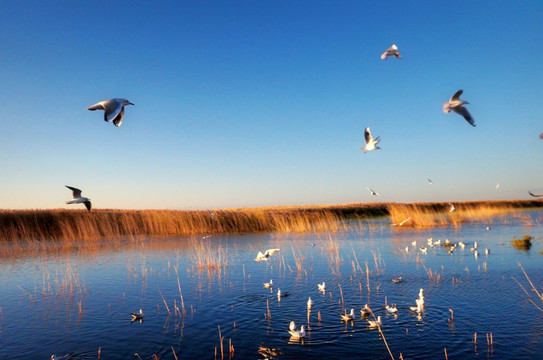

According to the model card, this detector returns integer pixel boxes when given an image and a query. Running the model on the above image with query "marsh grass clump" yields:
[511,235,532,250]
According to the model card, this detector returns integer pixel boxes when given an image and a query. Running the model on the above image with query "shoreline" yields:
[0,200,541,242]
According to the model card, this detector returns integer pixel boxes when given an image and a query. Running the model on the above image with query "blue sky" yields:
[1,1,542,210]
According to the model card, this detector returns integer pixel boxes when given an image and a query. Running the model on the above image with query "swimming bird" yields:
[360,304,371,316]
[263,279,273,288]
[380,44,401,59]
[289,320,296,332]
[392,276,403,283]
[307,297,314,309]
[362,127,381,153]
[367,187,381,196]
[471,242,478,251]
[277,288,290,298]
[485,248,490,256]
[367,316,382,327]
[288,325,306,339]
[255,249,280,261]
[448,203,456,212]
[65,186,92,211]
[51,355,73,360]
[86,98,134,127]
[418,288,424,300]
[392,217,411,226]
[529,191,543,197]
[318,282,326,292]
[340,308,356,321]
[386,304,398,314]
[474,251,479,259]
[420,247,428,254]
[458,242,466,249]
[411,240,417,247]
[405,246,409,253]
[409,304,423,313]
[131,309,143,321]
[443,90,475,127]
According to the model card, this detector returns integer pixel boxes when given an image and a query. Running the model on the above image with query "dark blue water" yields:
[1,212,543,359]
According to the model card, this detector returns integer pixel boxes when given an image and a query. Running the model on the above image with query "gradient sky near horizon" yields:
[1,1,543,210]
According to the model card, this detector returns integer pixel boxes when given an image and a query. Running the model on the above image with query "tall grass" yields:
[0,200,540,242]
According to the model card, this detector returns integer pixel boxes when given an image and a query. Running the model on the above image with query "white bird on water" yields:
[288,325,306,339]
[86,98,134,127]
[340,308,356,321]
[380,44,401,59]
[289,320,296,332]
[255,249,280,261]
[131,309,143,322]
[65,186,92,212]
[367,316,382,327]
[360,304,371,316]
[362,127,381,153]
[318,282,326,292]
[307,297,314,309]
[386,304,398,314]
[263,279,273,288]
[443,90,475,127]
[367,187,381,196]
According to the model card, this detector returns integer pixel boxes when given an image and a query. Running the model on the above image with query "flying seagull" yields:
[443,90,475,127]
[65,186,91,211]
[86,98,134,127]
[448,203,456,212]
[367,187,381,196]
[381,44,401,59]
[529,190,543,197]
[427,178,434,185]
[362,127,381,153]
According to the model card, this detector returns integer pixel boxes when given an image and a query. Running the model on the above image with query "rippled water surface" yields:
[2,212,543,359]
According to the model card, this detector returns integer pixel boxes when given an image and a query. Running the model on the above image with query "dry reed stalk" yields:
[338,284,345,309]
[158,288,171,316]
[229,338,234,355]
[174,266,186,316]
[519,263,543,300]
[218,325,224,359]
[172,346,179,360]
[98,347,101,359]
[365,261,371,295]
[473,332,477,343]
[448,309,453,324]
[266,299,271,319]
[368,306,395,360]
[444,347,448,360]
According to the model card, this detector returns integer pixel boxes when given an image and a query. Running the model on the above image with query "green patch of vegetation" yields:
[511,234,532,250]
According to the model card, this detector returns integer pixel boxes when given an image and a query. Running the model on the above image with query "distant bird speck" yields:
[86,98,134,127]
[362,127,381,153]
[443,90,475,127]
[427,178,434,185]
[391,217,411,226]
[380,44,401,59]
[65,185,91,211]
[367,187,381,196]
[448,203,456,212]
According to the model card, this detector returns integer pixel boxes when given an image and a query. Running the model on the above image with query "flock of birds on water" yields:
[49,44,535,358]
[254,247,430,341]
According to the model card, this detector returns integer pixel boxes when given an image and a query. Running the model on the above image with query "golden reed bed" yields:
[0,200,541,242]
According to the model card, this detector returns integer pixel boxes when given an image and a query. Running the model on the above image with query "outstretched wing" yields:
[112,107,125,127]
[450,89,463,102]
[364,127,373,144]
[453,106,475,126]
[104,100,123,123]
[65,185,82,199]
[84,200,92,211]
[86,102,106,111]
[529,191,543,197]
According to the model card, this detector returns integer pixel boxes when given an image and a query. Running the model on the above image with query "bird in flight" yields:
[391,217,411,226]
[427,178,434,185]
[86,98,134,127]
[529,190,543,197]
[443,90,475,127]
[65,186,91,211]
[367,187,381,196]
[448,203,456,212]
[381,44,401,59]
[362,127,381,153]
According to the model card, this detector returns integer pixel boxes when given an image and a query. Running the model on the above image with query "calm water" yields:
[1,212,543,359]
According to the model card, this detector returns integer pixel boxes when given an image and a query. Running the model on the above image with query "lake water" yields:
[1,212,543,359]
